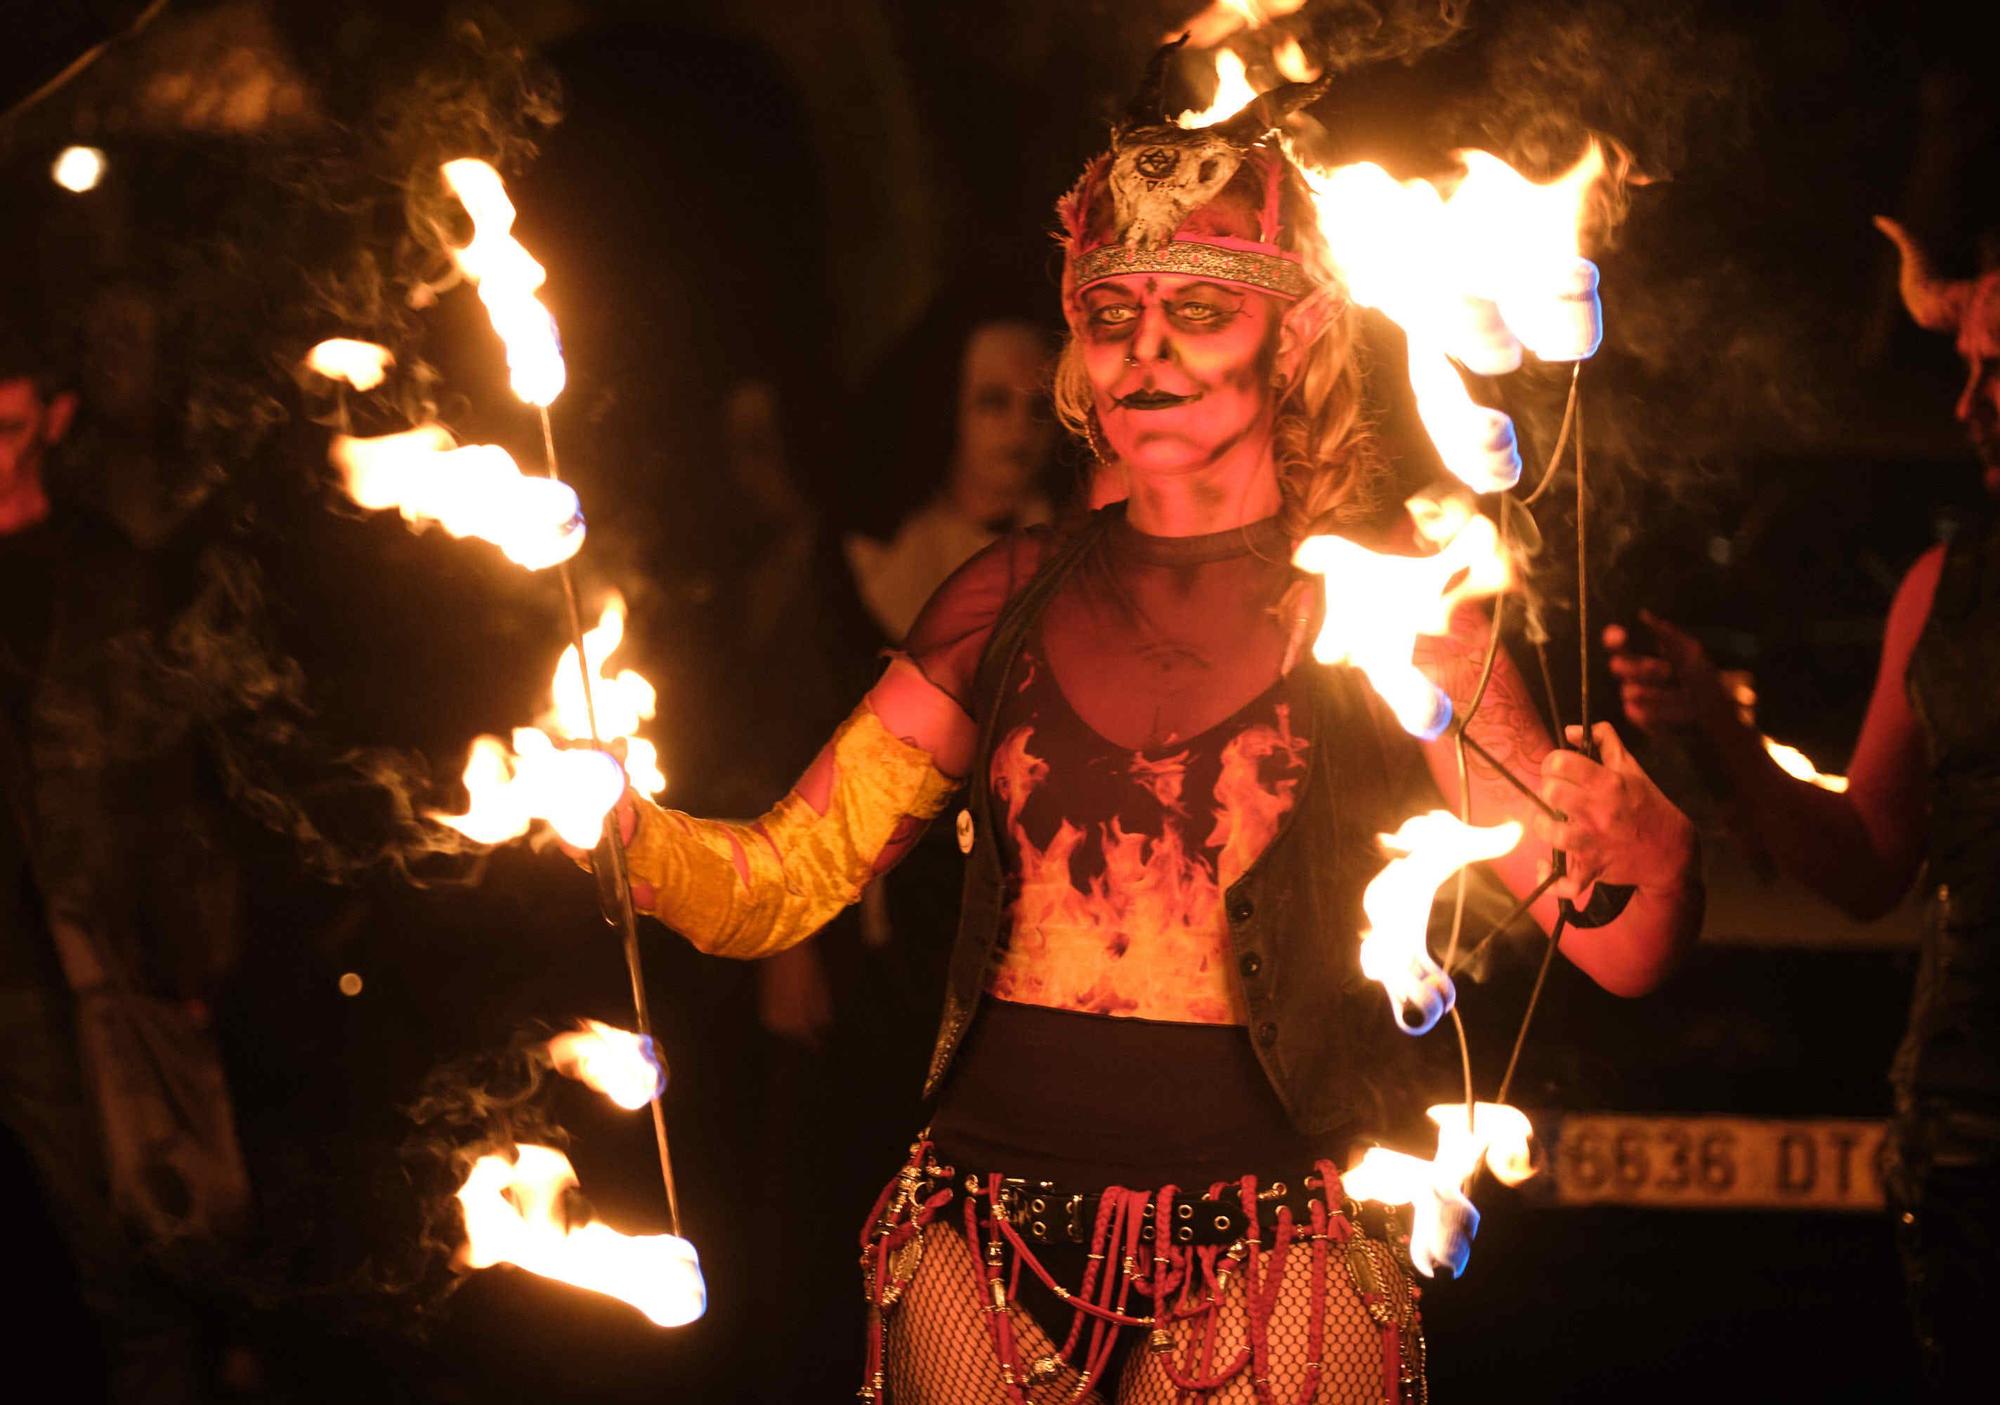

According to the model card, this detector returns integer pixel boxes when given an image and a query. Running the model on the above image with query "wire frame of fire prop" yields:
[308,156,700,1326]
[1280,123,1627,1274]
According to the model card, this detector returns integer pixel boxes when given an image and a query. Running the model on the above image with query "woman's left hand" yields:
[1533,721,1696,902]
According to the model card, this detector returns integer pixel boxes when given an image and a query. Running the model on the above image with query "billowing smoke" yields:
[33,13,582,881]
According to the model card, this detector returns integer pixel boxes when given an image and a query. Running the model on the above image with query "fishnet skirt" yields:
[860,1146,1424,1405]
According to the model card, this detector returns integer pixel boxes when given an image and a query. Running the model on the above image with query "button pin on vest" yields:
[1256,1021,1278,1048]
[1226,892,1254,923]
[1239,952,1263,978]
[956,809,975,854]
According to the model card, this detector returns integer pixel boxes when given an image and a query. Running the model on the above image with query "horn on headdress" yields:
[1119,34,1191,132]
[1210,74,1332,147]
[1875,215,1972,334]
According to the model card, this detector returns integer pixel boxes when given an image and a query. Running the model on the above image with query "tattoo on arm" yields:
[1414,608,1551,788]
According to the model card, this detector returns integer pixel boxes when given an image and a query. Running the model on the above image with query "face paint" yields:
[1078,275,1284,478]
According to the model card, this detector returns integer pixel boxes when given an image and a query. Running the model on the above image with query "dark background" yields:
[3,1,1995,1399]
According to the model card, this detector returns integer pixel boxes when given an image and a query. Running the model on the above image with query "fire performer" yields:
[585,62,1701,1401]
[1607,218,2000,1399]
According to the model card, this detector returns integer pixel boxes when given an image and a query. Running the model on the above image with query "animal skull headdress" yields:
[1876,215,2000,361]
[1059,38,1332,315]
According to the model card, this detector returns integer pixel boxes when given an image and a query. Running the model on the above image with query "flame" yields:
[433,728,626,849]
[1177,47,1258,128]
[1356,810,1522,1034]
[546,599,661,779]
[1271,33,1320,83]
[548,1019,665,1110]
[329,427,585,571]
[305,339,393,392]
[1762,736,1850,793]
[1292,497,1511,738]
[439,158,566,407]
[1344,1102,1537,1278]
[1427,1101,1536,1187]
[434,596,665,850]
[1299,142,1610,491]
[1176,0,1308,49]
[457,1144,704,1327]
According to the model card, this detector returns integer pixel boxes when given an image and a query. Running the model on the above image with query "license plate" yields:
[1542,1114,1886,1211]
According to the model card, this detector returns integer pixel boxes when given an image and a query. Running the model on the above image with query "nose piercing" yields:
[1124,351,1140,367]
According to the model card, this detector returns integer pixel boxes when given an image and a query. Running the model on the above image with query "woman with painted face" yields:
[584,59,1701,1404]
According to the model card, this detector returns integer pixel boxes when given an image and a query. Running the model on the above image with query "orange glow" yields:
[1344,1101,1537,1277]
[1176,48,1258,129]
[1175,0,1308,49]
[456,1144,704,1327]
[1292,497,1511,738]
[1271,33,1320,83]
[548,1020,664,1111]
[1357,810,1522,1033]
[305,339,393,391]
[439,158,566,407]
[329,427,585,571]
[1763,736,1849,793]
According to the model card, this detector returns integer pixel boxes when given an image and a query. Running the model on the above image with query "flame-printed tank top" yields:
[979,513,1314,1026]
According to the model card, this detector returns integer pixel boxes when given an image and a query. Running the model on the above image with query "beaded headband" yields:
[1058,41,1329,309]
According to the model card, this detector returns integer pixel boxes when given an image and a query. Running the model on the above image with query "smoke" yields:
[1302,0,1473,74]
[30,12,582,882]
[395,1031,570,1308]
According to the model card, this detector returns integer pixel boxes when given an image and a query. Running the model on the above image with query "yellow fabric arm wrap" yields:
[619,704,958,959]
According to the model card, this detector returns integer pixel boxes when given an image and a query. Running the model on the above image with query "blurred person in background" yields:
[2,299,248,1403]
[1606,218,2000,1398]
[844,314,1058,643]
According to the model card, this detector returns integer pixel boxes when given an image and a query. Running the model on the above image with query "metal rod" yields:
[1447,868,1560,976]
[1453,727,1559,821]
[541,405,684,1238]
[1496,909,1568,1107]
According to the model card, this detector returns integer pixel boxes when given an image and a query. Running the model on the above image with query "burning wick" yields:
[1292,495,1511,741]
[305,339,394,392]
[1762,736,1849,793]
[329,427,586,572]
[439,158,566,408]
[433,730,625,850]
[456,1144,705,1327]
[548,1019,666,1111]
[1344,1102,1536,1278]
[1298,139,1610,490]
[434,595,667,852]
[1359,811,1523,1035]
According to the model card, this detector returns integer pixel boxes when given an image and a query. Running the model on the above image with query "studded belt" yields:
[973,1171,1366,1248]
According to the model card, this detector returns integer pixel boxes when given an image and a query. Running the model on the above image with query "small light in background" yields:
[338,972,364,997]
[52,146,106,193]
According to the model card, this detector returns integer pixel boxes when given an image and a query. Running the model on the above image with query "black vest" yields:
[921,509,1443,1136]
[1898,512,2000,1110]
